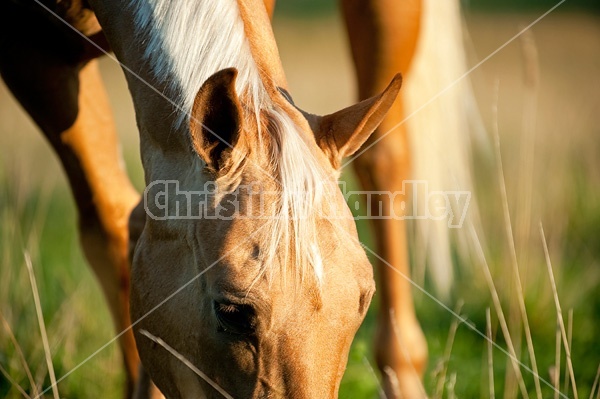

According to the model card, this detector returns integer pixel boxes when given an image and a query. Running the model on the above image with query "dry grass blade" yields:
[0,363,32,399]
[24,252,60,399]
[486,308,495,399]
[435,301,464,399]
[33,361,49,398]
[361,356,387,399]
[554,317,562,399]
[564,309,574,395]
[469,223,529,399]
[0,312,38,397]
[590,364,600,399]
[471,82,528,399]
[515,26,539,280]
[139,330,234,399]
[446,373,457,399]
[492,75,543,399]
[539,223,578,399]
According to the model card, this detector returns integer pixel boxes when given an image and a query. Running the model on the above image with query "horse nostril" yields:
[358,285,375,316]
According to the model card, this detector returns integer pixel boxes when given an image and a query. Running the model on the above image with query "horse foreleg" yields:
[0,43,140,396]
[70,64,141,392]
[59,61,142,397]
[341,1,428,397]
[352,139,428,399]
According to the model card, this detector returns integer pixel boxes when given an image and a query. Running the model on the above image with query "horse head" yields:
[131,67,402,398]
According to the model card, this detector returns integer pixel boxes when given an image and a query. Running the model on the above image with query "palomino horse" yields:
[0,0,463,397]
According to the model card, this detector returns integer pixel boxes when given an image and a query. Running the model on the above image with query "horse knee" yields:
[375,319,427,371]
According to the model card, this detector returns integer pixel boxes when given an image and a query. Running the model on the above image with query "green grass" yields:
[2,160,597,398]
[0,169,123,399]
[338,171,600,398]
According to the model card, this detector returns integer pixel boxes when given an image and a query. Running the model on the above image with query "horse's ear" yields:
[313,74,402,169]
[190,68,244,170]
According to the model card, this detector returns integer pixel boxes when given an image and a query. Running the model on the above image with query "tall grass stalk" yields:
[468,81,528,399]
[434,301,463,399]
[469,223,529,399]
[0,313,38,396]
[540,223,578,399]
[486,308,495,399]
[554,317,562,399]
[589,364,600,399]
[139,330,234,399]
[564,309,574,395]
[492,78,543,398]
[362,356,387,399]
[24,252,60,399]
[0,363,31,399]
[515,27,539,285]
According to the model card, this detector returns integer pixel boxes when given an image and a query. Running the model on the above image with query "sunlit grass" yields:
[0,169,123,398]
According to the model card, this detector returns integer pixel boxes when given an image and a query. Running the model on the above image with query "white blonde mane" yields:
[131,0,331,283]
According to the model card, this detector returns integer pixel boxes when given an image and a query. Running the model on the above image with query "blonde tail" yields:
[404,0,482,297]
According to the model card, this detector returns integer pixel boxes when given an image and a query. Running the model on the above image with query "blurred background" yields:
[1,0,598,397]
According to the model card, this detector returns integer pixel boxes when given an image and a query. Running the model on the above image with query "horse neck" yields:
[88,0,290,176]
[235,0,288,92]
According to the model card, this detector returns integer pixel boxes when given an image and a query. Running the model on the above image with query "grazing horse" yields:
[1,0,470,397]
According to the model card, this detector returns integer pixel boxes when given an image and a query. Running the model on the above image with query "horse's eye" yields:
[213,301,256,336]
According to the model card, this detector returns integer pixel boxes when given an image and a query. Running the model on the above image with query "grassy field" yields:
[1,10,599,399]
